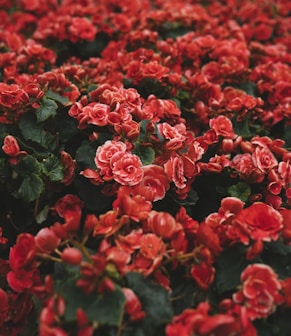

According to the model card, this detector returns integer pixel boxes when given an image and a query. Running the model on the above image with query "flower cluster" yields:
[0,0,291,335]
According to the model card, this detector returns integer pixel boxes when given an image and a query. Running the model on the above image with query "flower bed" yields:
[0,0,291,335]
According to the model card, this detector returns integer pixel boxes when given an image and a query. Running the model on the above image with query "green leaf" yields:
[265,241,291,256]
[56,273,125,326]
[15,155,41,177]
[171,188,198,206]
[232,117,252,138]
[236,81,258,97]
[227,182,251,202]
[56,115,78,143]
[75,141,97,169]
[36,98,58,122]
[139,120,150,142]
[170,269,200,315]
[74,176,113,211]
[215,246,249,294]
[284,124,291,148]
[261,243,291,279]
[124,272,173,336]
[133,144,155,165]
[45,89,69,105]
[19,112,57,150]
[14,174,44,202]
[42,155,64,182]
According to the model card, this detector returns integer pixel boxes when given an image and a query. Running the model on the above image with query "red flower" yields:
[68,17,97,43]
[9,233,36,272]
[190,261,215,291]
[252,146,278,173]
[145,211,181,239]
[2,135,27,164]
[7,233,39,293]
[164,154,187,189]
[197,222,222,255]
[141,61,170,80]
[233,264,284,320]
[0,83,29,109]
[132,165,170,202]
[2,135,20,156]
[113,186,152,221]
[209,115,236,139]
[0,288,8,326]
[166,302,237,336]
[54,194,84,234]
[134,233,166,275]
[60,151,75,186]
[83,102,109,127]
[93,211,129,237]
[280,209,291,243]
[234,202,283,243]
[122,288,146,321]
[231,153,264,183]
[157,122,186,151]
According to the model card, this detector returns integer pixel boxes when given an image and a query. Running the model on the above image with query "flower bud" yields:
[61,248,82,265]
[221,138,234,153]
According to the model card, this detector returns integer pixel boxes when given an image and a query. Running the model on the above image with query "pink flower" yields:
[164,155,186,189]
[111,152,143,186]
[83,102,109,127]
[95,140,127,178]
[157,122,186,150]
[252,146,278,173]
[209,115,236,139]
[233,264,284,320]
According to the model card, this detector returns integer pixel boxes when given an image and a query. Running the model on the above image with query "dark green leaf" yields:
[261,243,291,279]
[19,296,40,336]
[236,81,258,97]
[227,182,251,202]
[14,174,44,202]
[19,112,57,150]
[215,246,249,294]
[56,115,78,143]
[0,124,8,143]
[172,188,198,206]
[133,144,155,165]
[42,155,64,181]
[232,117,252,138]
[56,273,125,326]
[170,274,200,315]
[75,141,97,169]
[265,241,291,256]
[87,84,98,93]
[0,157,9,176]
[36,98,58,122]
[15,155,41,177]
[254,309,291,336]
[124,272,173,336]
[139,120,150,141]
[74,176,113,211]
[284,124,291,148]
[45,89,69,105]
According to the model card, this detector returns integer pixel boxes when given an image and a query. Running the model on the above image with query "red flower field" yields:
[0,0,291,335]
